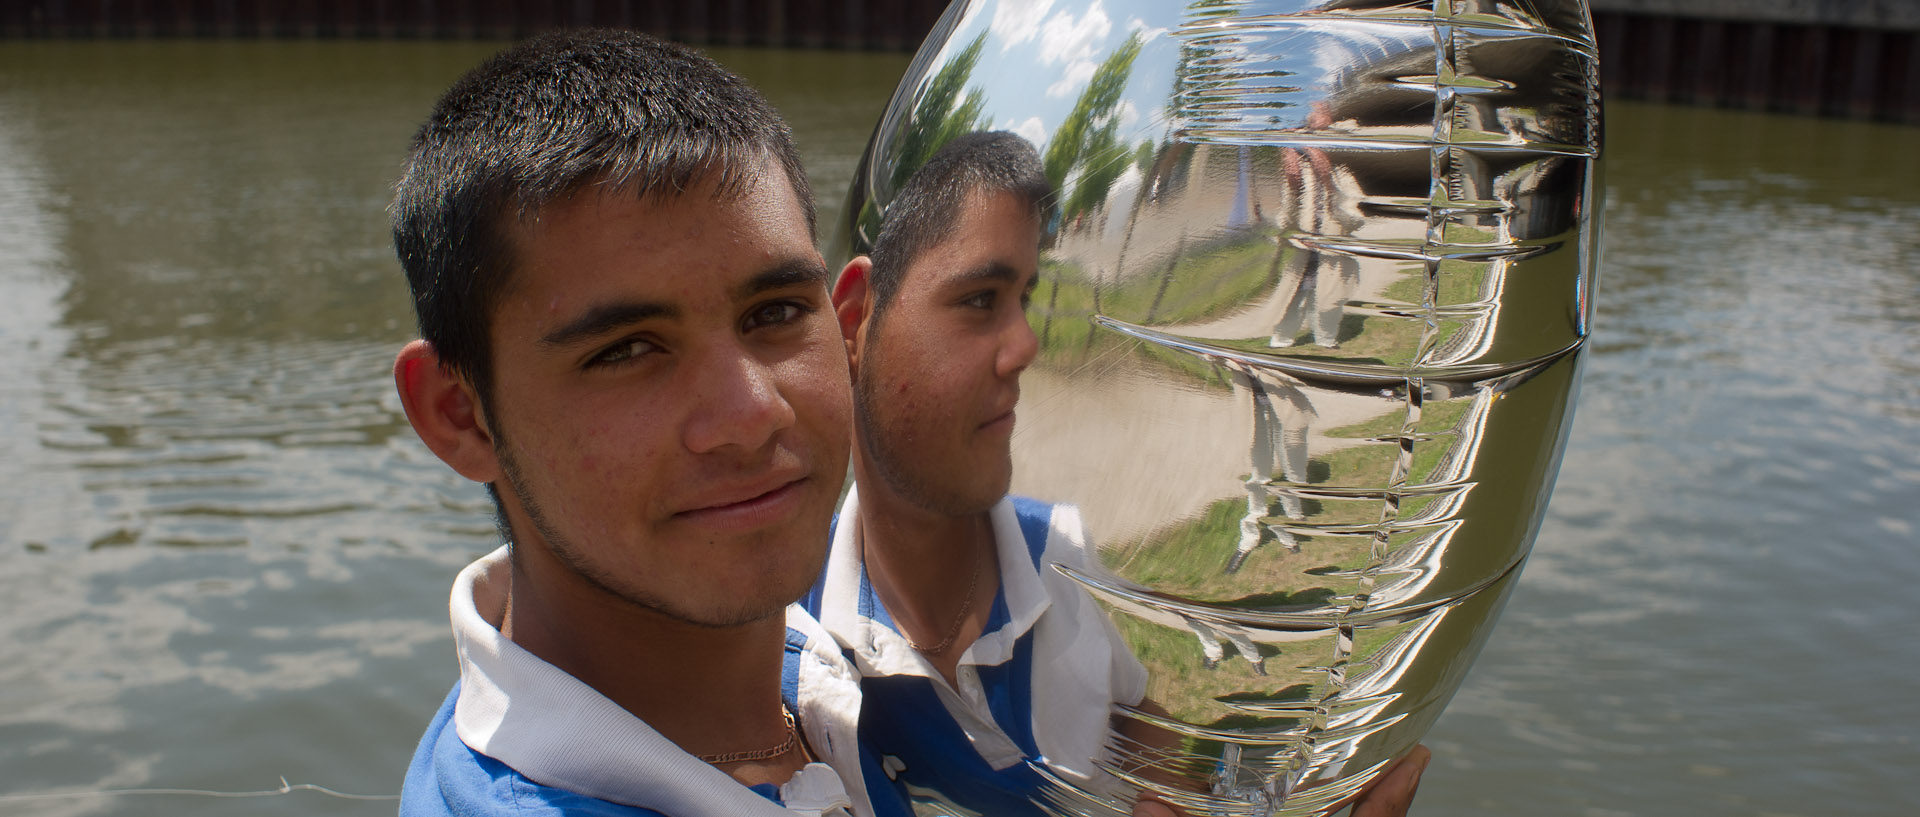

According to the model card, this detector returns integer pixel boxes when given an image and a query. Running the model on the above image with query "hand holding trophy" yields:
[825,2,1602,814]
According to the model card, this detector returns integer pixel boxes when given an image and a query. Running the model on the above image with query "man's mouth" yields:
[979,408,1016,433]
[674,475,809,530]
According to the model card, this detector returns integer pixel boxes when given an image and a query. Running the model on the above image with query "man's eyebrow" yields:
[539,301,679,348]
[733,258,830,301]
[947,261,1023,287]
[535,260,823,349]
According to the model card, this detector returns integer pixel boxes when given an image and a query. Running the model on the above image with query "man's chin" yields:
[686,548,827,627]
[645,577,802,628]
[949,461,1014,515]
[673,600,793,629]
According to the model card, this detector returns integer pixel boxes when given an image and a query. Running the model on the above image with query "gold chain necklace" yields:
[696,707,797,765]
[900,540,982,654]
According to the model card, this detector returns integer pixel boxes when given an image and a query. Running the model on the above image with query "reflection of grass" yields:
[1097,233,1286,326]
[1373,257,1493,361]
[1322,395,1472,488]
[1117,496,1351,604]
[1034,322,1224,387]
[1034,233,1286,376]
[1377,258,1499,309]
[1113,598,1428,740]
[1116,612,1330,731]
[1112,603,1421,733]
[1111,396,1474,602]
[1035,229,1504,380]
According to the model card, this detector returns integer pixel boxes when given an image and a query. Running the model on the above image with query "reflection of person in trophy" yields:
[1218,358,1315,574]
[1180,613,1267,675]
[816,131,1426,817]
[1268,106,1366,350]
[815,131,1149,814]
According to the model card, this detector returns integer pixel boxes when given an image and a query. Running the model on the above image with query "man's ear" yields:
[393,340,504,484]
[832,256,877,375]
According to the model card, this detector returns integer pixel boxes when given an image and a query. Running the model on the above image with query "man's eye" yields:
[588,337,659,368]
[744,300,808,330]
[963,291,996,310]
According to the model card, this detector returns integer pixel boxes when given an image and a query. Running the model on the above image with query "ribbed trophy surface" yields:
[834,2,1601,814]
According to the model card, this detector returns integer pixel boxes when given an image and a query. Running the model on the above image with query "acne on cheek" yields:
[888,379,921,412]
[563,423,615,478]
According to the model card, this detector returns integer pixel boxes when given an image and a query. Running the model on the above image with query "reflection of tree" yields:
[1167,0,1296,133]
[1167,0,1231,127]
[888,32,990,192]
[1039,33,1142,352]
[1042,33,1144,225]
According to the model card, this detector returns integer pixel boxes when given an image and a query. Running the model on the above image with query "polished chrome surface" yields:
[837,2,1602,814]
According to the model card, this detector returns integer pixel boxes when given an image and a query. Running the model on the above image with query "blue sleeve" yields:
[1009,496,1053,570]
[798,515,838,616]
[400,682,672,817]
[400,685,461,817]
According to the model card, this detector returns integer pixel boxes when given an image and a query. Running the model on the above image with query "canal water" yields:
[0,41,1914,817]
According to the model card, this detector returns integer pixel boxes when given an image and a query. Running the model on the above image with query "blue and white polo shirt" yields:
[805,488,1148,814]
[401,546,909,817]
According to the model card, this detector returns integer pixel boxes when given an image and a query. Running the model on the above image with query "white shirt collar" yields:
[447,546,876,817]
[817,490,1150,784]
[818,486,1053,679]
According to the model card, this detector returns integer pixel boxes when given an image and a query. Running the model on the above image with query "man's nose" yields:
[997,309,1039,379]
[683,349,796,454]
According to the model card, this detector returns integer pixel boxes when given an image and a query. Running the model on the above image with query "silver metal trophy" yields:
[831,1,1601,814]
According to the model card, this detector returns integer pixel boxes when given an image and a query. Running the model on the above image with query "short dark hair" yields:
[391,29,813,405]
[864,131,1049,323]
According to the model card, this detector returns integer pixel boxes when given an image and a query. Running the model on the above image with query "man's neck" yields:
[852,462,1002,685]
[501,546,804,789]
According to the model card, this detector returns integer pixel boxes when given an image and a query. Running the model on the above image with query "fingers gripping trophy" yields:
[827,2,1602,815]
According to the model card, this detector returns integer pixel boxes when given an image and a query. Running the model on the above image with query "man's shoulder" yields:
[1008,494,1055,526]
[1008,495,1093,570]
[401,683,673,817]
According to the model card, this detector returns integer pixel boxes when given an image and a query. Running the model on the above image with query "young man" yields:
[821,132,1427,816]
[820,132,1126,813]
[390,30,903,817]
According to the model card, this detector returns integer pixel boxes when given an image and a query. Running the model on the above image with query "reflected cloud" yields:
[1039,0,1115,67]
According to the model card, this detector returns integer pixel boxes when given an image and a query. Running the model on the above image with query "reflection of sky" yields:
[928,1,1436,151]
[944,0,1180,146]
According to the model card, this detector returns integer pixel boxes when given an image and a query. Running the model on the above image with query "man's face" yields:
[480,162,849,627]
[854,190,1041,515]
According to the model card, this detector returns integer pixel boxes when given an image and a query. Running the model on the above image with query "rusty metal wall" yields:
[3,2,1916,122]
[1596,10,1920,123]
[0,0,947,51]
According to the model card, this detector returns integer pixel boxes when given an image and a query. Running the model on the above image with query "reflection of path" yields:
[1012,364,1245,548]
[1049,141,1426,346]
[1010,359,1386,552]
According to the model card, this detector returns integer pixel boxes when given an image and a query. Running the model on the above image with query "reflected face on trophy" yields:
[848,190,1039,512]
[823,132,1158,815]
[836,148,1045,515]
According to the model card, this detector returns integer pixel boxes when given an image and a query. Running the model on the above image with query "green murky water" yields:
[0,40,1914,816]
